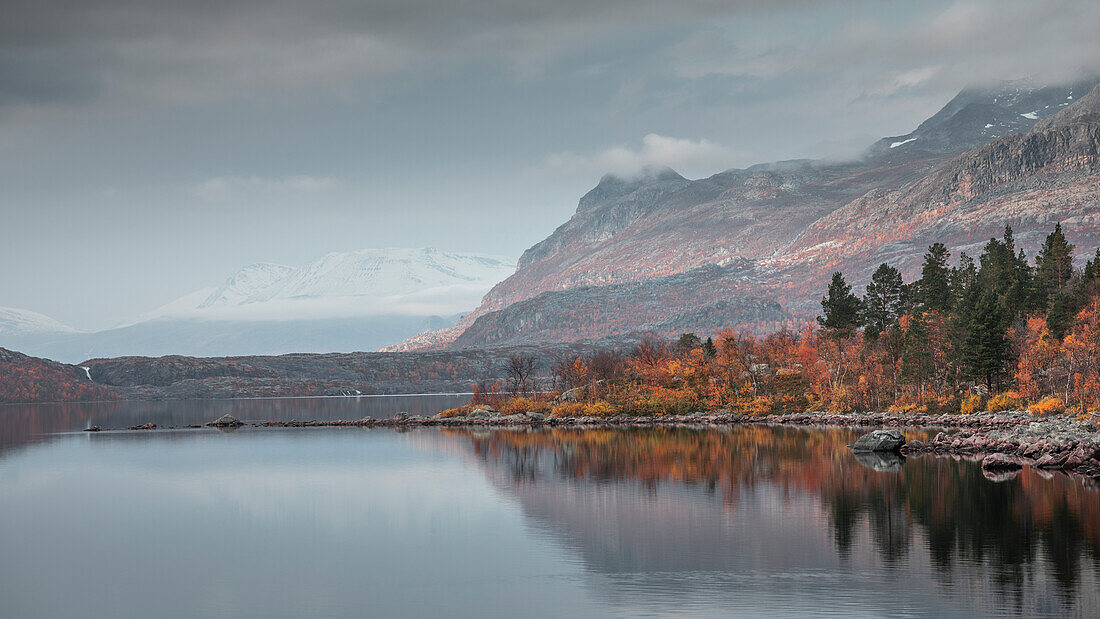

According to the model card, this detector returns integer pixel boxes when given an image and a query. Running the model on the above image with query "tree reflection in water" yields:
[456,426,1100,610]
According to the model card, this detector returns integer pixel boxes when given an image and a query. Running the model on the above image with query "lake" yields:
[1,398,1098,618]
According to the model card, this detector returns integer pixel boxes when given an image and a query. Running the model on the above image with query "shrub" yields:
[928,395,960,415]
[439,405,469,418]
[499,397,536,414]
[987,391,1021,412]
[1028,397,1065,416]
[961,394,984,415]
[583,400,617,417]
[747,396,774,416]
[551,402,585,418]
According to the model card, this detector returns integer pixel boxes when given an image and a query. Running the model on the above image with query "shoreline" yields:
[89,409,1100,481]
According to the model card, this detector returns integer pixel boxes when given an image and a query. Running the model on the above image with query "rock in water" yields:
[981,453,1023,470]
[849,429,906,452]
[852,450,905,472]
[206,414,243,428]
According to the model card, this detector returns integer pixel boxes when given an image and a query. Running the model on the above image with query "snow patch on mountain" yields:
[141,247,515,322]
[0,306,77,335]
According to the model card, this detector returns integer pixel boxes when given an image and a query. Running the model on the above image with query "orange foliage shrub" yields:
[1028,397,1065,416]
[583,401,617,417]
[551,402,586,418]
[961,394,984,415]
[987,391,1021,412]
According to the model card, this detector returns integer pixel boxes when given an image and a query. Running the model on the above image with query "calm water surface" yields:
[1,399,1098,618]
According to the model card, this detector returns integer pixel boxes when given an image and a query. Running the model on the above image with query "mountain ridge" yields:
[417,77,1100,350]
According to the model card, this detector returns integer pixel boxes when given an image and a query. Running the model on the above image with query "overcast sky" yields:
[3,0,1100,330]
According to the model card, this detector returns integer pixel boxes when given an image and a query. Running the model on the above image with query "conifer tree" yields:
[1046,293,1074,340]
[963,291,1009,391]
[818,272,861,334]
[917,243,952,312]
[899,313,932,392]
[861,263,905,340]
[1034,222,1075,308]
[702,337,717,359]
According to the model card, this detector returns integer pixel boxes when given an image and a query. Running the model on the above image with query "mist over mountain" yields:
[0,248,513,362]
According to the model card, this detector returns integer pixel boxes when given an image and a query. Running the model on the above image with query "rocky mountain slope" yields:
[423,78,1100,349]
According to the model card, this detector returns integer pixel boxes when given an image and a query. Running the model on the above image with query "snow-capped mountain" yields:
[0,306,76,336]
[0,248,515,362]
[867,76,1098,158]
[141,247,515,322]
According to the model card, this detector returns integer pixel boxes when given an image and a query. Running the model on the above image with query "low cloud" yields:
[190,175,336,202]
[537,133,732,179]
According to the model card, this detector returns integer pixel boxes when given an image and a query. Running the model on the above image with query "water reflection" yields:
[1,410,1097,618]
[0,394,469,452]
[458,426,1100,617]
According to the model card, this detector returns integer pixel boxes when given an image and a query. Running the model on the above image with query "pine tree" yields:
[899,313,932,392]
[818,272,861,334]
[1046,293,1074,340]
[963,291,1009,391]
[1034,222,1075,309]
[917,243,952,312]
[861,263,905,340]
[702,337,717,359]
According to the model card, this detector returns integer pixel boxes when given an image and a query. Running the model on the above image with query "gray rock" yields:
[392,412,409,421]
[981,453,1023,470]
[206,414,243,427]
[557,388,581,403]
[849,429,906,452]
[525,411,548,422]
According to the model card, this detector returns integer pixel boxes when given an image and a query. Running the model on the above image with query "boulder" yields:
[525,411,548,423]
[392,412,409,421]
[849,429,906,452]
[557,388,581,403]
[206,414,243,428]
[981,453,1023,470]
[84,425,102,432]
[852,450,905,472]
[129,422,157,430]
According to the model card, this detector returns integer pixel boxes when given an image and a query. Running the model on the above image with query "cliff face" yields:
[443,81,1100,349]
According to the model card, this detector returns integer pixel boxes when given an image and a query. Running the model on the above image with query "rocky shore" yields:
[93,408,1100,480]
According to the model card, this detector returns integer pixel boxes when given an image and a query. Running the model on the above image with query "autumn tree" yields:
[505,354,536,396]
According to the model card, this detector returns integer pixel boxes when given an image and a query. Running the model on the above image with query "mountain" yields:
[406,77,1100,350]
[0,306,76,336]
[1,248,514,362]
[143,247,515,322]
[866,77,1097,159]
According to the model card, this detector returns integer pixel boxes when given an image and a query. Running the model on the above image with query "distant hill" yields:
[0,347,116,403]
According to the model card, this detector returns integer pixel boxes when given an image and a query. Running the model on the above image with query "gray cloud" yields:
[4,0,1100,330]
[0,1,875,108]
